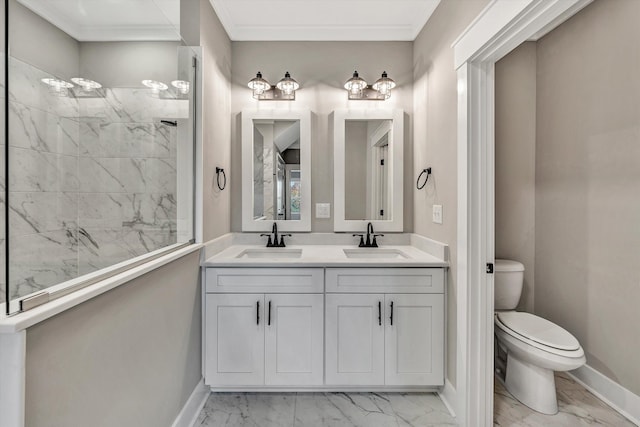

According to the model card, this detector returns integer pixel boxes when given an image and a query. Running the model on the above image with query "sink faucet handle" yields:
[352,234,365,247]
[279,234,292,247]
[260,233,273,247]
[371,233,384,248]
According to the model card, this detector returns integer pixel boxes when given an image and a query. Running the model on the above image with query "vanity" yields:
[203,244,447,390]
[202,107,447,391]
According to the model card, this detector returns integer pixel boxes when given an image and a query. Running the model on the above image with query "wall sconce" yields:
[344,70,396,100]
[248,71,299,100]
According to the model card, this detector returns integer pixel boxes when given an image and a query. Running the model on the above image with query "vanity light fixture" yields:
[71,77,102,91]
[142,79,168,94]
[171,80,191,95]
[248,71,298,100]
[41,77,73,96]
[372,71,396,99]
[344,71,368,96]
[345,70,397,100]
[275,71,300,96]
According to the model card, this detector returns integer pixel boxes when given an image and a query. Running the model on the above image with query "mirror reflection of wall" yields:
[344,119,392,221]
[252,120,301,221]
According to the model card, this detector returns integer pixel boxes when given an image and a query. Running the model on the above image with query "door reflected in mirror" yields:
[344,120,392,221]
[252,120,302,221]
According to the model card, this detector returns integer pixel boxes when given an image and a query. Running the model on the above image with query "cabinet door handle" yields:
[268,300,272,326]
[390,301,394,326]
[378,301,382,326]
[256,300,260,325]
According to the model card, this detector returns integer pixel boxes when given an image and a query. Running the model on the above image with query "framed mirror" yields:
[241,109,311,231]
[333,109,404,232]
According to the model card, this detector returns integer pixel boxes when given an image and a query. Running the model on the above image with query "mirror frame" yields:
[333,108,404,232]
[241,108,312,232]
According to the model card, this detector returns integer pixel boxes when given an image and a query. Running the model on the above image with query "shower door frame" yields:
[452,0,593,425]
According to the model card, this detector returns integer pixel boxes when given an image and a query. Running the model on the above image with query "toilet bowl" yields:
[494,259,585,414]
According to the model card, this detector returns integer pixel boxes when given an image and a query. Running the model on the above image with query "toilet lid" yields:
[496,312,580,351]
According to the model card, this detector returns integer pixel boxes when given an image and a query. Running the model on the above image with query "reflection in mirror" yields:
[333,109,403,232]
[242,109,311,232]
[252,120,301,221]
[344,120,392,221]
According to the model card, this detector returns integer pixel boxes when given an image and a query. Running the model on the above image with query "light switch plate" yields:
[316,203,331,219]
[433,205,443,224]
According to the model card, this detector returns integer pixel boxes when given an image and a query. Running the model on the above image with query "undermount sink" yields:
[236,248,303,259]
[343,248,409,259]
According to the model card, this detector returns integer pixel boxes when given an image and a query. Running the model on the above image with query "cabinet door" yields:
[205,294,264,386]
[264,294,324,386]
[385,294,444,386]
[325,294,385,385]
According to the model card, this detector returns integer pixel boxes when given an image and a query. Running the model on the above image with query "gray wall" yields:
[25,250,202,427]
[495,42,537,312]
[534,0,640,395]
[79,42,182,88]
[199,0,232,241]
[9,0,79,79]
[412,0,491,387]
[230,41,414,232]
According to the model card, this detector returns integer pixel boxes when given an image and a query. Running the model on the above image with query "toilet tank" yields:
[494,259,525,310]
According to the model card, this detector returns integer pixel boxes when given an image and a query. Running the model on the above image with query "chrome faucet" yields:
[353,222,384,248]
[261,222,291,247]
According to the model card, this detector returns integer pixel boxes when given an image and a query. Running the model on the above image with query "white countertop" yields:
[203,244,448,268]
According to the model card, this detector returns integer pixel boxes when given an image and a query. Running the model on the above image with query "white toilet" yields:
[494,259,585,415]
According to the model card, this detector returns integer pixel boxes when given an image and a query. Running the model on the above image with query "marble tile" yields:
[8,57,79,117]
[77,157,146,193]
[9,191,78,236]
[9,228,78,299]
[77,193,176,230]
[8,101,79,155]
[196,393,296,427]
[9,147,78,192]
[494,373,636,426]
[195,392,456,427]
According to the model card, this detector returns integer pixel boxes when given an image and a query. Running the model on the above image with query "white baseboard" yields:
[438,379,457,418]
[172,378,210,427]
[568,365,640,426]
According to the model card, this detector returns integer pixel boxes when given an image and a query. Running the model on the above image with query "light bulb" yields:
[71,77,102,91]
[142,79,168,94]
[171,80,190,95]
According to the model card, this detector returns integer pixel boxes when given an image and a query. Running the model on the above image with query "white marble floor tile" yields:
[195,375,634,427]
[196,393,296,427]
[494,373,635,426]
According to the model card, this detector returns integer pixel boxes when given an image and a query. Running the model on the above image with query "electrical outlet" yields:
[433,205,443,224]
[316,203,331,219]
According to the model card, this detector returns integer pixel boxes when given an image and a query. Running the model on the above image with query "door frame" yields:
[451,0,593,424]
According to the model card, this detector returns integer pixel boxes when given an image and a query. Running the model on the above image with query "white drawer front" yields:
[206,268,324,293]
[326,268,444,293]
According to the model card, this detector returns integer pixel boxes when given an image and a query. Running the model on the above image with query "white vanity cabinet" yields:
[204,268,324,388]
[204,265,445,390]
[325,268,445,387]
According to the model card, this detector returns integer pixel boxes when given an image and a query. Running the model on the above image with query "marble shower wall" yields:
[7,57,188,301]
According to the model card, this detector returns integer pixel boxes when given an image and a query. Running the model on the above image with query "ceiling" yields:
[18,0,181,42]
[208,0,442,41]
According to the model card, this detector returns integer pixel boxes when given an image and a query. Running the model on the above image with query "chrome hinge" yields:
[486,263,494,274]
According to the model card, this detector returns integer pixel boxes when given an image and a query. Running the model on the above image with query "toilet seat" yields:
[495,312,581,356]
